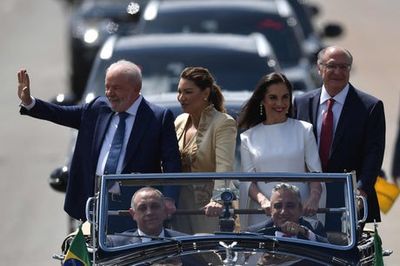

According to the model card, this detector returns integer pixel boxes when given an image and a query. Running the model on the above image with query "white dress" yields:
[239,118,322,227]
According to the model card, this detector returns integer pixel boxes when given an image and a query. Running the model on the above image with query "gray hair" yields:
[272,183,302,203]
[130,186,164,210]
[106,59,142,89]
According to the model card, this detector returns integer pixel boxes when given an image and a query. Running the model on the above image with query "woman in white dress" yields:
[238,72,322,228]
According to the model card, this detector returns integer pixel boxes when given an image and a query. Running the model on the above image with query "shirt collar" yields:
[137,228,165,238]
[124,94,143,116]
[320,84,349,106]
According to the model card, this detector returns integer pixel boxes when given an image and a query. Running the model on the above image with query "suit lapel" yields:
[331,85,356,154]
[175,114,189,143]
[310,90,321,138]
[122,100,151,171]
[92,107,114,169]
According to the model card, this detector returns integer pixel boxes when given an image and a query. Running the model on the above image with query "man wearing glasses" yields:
[246,183,327,242]
[294,46,386,231]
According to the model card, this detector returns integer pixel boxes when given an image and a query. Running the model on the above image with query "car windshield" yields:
[84,47,276,98]
[95,173,358,252]
[141,8,304,66]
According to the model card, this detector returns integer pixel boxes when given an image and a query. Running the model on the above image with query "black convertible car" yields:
[56,172,390,265]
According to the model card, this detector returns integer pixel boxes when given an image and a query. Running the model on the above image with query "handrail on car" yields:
[107,207,347,216]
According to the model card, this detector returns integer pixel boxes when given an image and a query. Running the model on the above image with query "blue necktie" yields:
[104,112,129,175]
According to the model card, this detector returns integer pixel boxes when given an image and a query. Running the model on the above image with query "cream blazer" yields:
[175,105,237,172]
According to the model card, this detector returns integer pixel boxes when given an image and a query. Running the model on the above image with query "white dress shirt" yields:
[317,85,349,146]
[96,95,143,176]
[137,228,165,243]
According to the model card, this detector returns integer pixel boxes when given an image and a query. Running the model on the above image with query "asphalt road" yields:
[0,0,398,265]
[0,0,70,265]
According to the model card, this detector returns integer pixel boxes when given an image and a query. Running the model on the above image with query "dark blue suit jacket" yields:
[20,96,181,220]
[294,84,385,225]
[247,217,328,243]
[107,228,187,247]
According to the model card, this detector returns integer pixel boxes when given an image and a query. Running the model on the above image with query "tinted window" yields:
[143,10,303,66]
[86,47,274,97]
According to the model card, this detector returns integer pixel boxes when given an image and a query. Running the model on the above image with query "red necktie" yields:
[320,98,335,171]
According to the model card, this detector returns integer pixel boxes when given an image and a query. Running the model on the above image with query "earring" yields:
[204,98,208,102]
[259,103,264,116]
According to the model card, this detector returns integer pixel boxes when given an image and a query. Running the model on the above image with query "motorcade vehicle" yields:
[56,0,340,102]
[137,0,321,90]
[283,0,343,59]
[58,0,150,102]
[54,172,391,265]
[52,31,281,105]
[83,32,280,95]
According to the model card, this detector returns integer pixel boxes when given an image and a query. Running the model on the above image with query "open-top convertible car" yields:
[58,172,389,265]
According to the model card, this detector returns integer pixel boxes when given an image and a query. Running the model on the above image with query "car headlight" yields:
[72,19,114,46]
[83,28,99,44]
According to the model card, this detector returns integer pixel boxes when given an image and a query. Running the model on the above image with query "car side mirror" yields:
[322,23,344,38]
[49,166,69,193]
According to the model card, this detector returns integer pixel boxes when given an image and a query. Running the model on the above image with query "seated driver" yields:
[246,183,328,243]
[107,187,186,247]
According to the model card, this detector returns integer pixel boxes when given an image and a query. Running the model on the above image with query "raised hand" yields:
[17,69,32,105]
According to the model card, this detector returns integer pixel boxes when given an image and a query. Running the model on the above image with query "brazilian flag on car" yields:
[63,225,91,266]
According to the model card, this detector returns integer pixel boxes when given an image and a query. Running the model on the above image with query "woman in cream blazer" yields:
[173,67,237,234]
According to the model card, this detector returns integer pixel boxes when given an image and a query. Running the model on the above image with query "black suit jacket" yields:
[247,217,328,243]
[392,116,400,179]
[294,84,385,223]
[20,96,181,220]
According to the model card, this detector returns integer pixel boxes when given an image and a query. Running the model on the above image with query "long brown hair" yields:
[180,66,225,112]
[238,72,293,130]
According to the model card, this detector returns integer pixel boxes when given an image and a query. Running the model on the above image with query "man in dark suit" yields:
[293,46,385,230]
[17,60,181,221]
[107,187,186,247]
[392,116,400,183]
[247,183,328,243]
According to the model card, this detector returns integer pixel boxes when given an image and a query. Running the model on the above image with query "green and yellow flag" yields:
[63,225,91,266]
[373,224,384,266]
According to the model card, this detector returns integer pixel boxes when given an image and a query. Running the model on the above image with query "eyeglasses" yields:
[320,63,351,71]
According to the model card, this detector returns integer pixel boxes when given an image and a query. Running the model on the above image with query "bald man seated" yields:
[107,187,186,247]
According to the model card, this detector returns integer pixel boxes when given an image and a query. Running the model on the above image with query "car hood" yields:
[97,234,356,266]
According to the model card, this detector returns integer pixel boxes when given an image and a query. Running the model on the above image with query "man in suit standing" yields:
[294,46,385,230]
[392,115,400,183]
[17,60,181,221]
[107,187,186,247]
